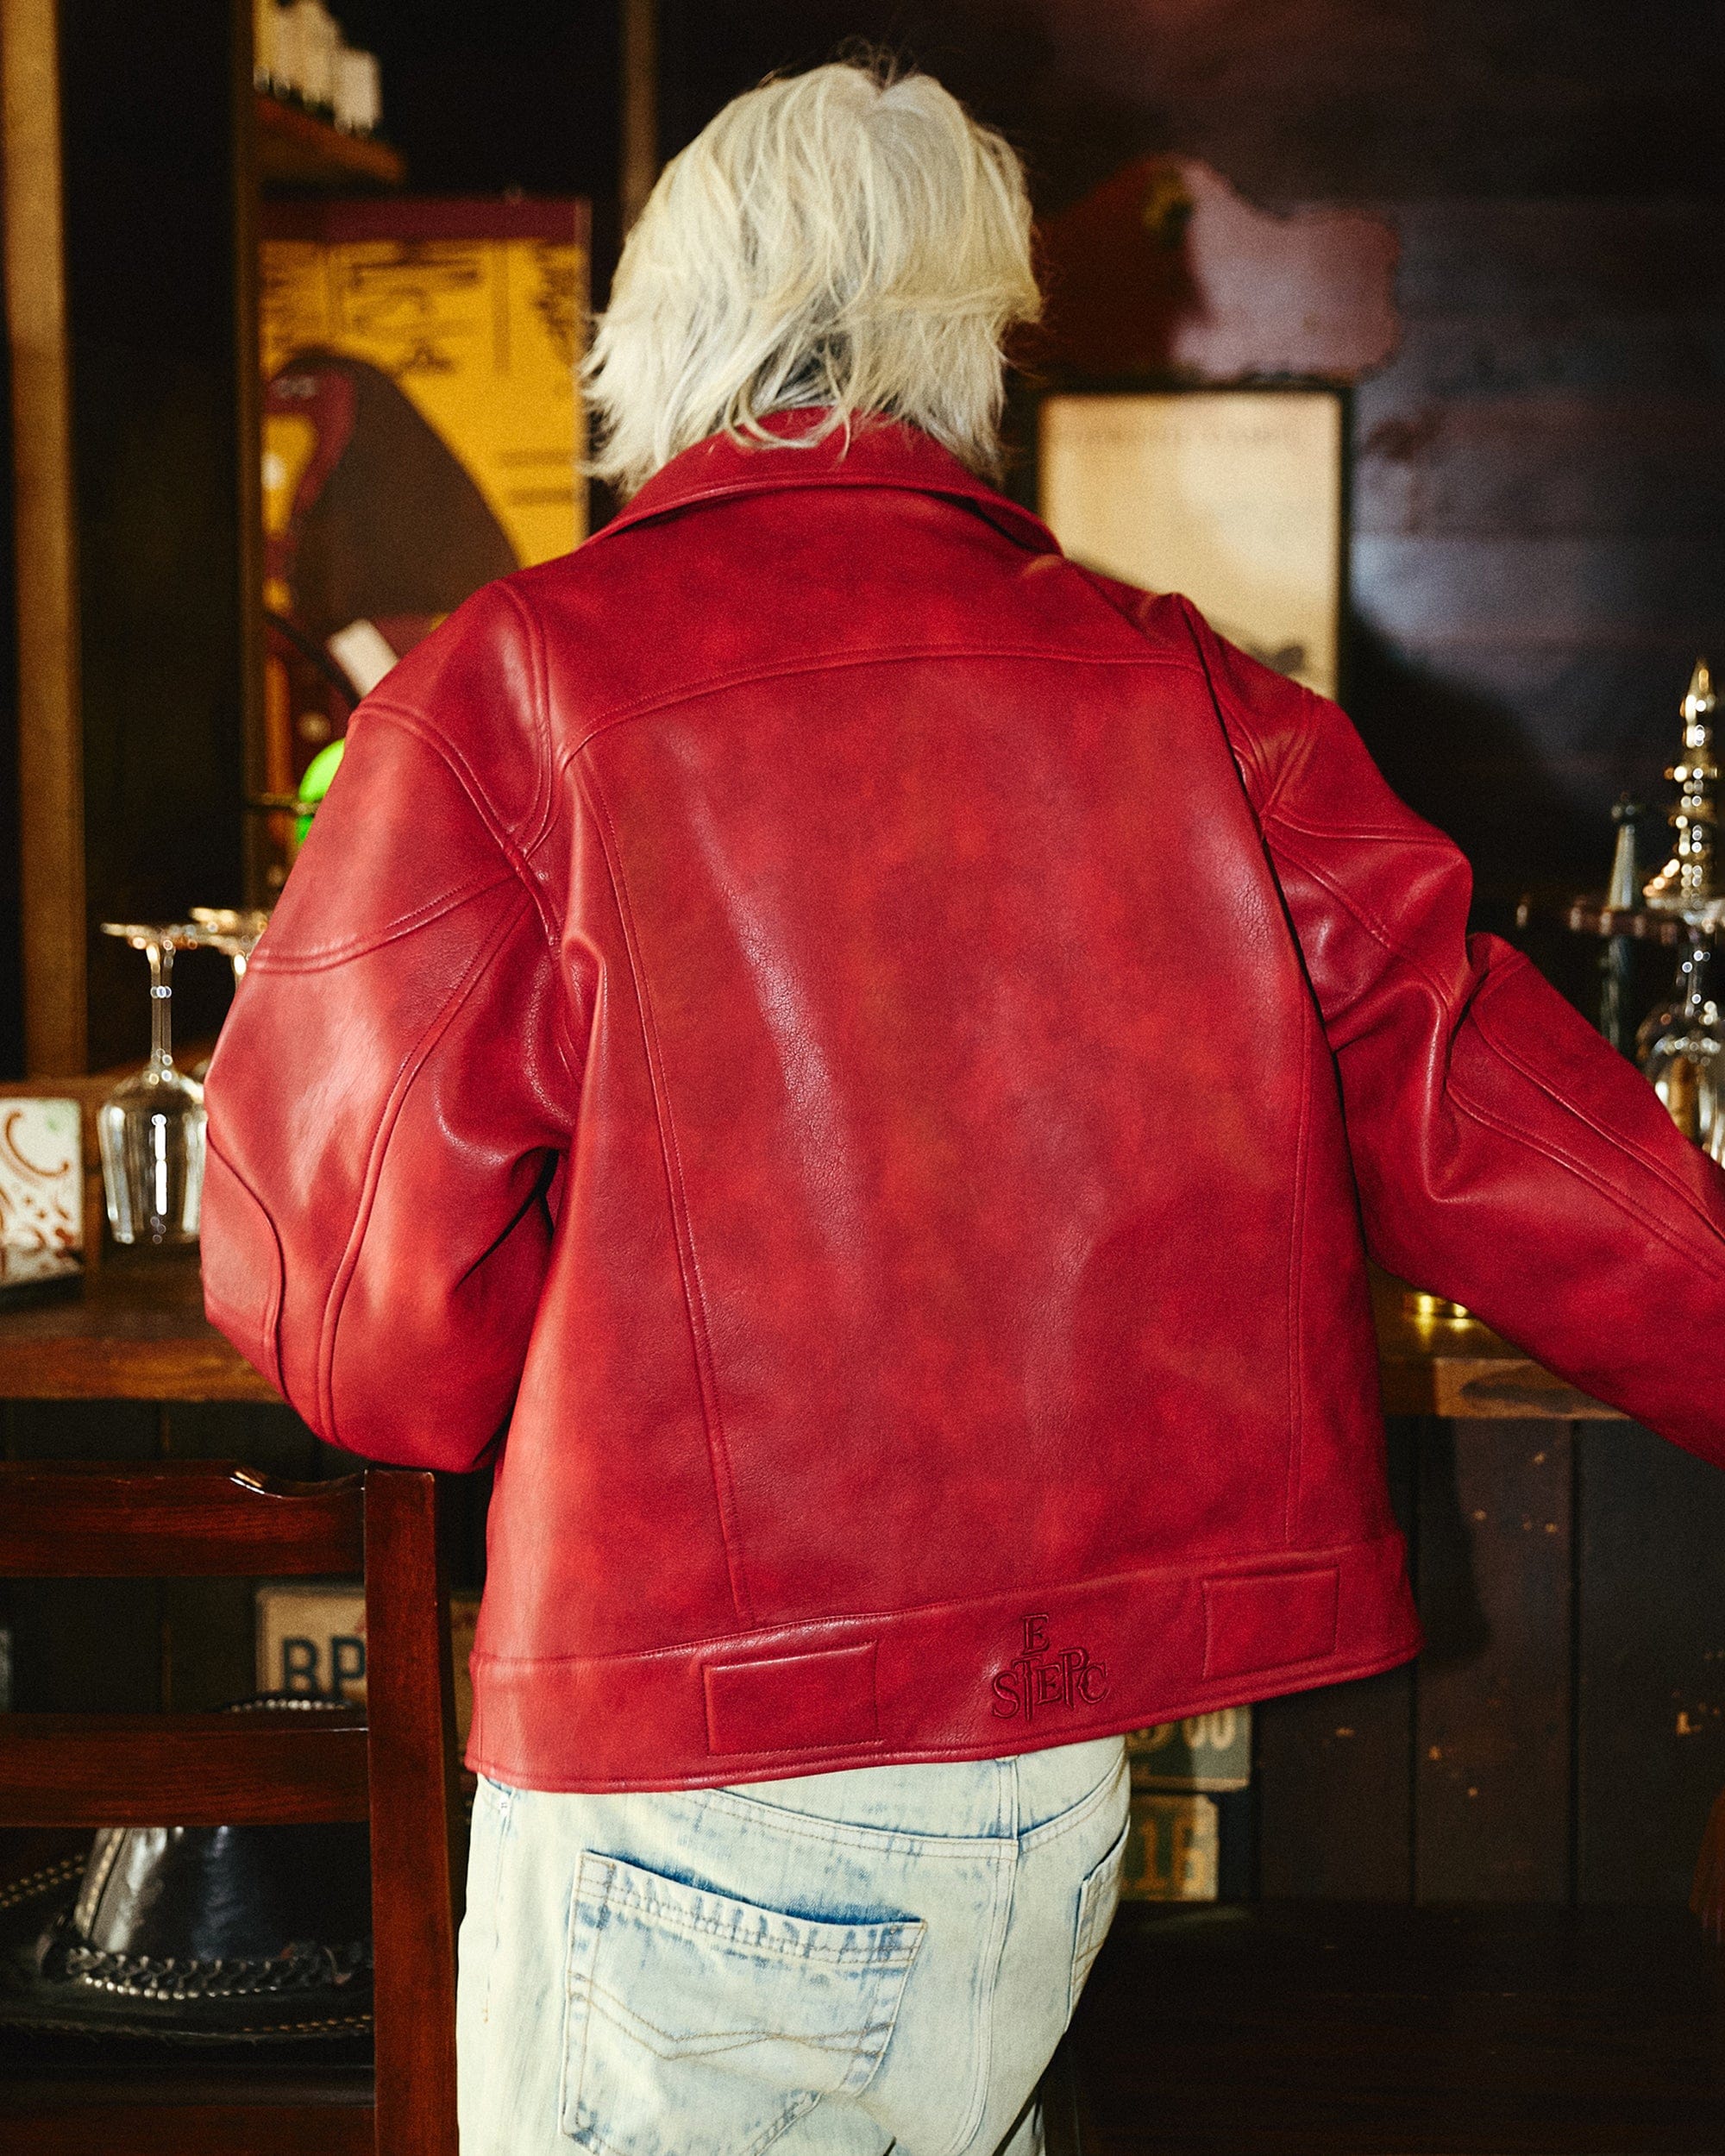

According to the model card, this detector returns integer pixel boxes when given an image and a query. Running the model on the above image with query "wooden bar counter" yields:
[0,1251,277,1404]
[1370,1273,1624,1420]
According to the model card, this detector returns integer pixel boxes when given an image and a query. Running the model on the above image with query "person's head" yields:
[584,59,1040,496]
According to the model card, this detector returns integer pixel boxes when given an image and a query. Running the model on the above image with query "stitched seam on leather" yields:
[1274,826,1706,1215]
[1172,594,1327,1491]
[203,1133,285,1397]
[1275,827,1725,1268]
[575,758,756,1628]
[315,889,536,1441]
[496,579,555,851]
[467,1637,1430,1782]
[520,820,586,1097]
[1469,969,1725,1249]
[1264,829,1459,1018]
[1459,1018,1725,1277]
[360,586,555,858]
[1271,810,1454,847]
[355,707,542,880]
[329,707,580,1084]
[1171,594,1276,810]
[248,869,518,972]
[1283,1003,1312,1547]
[1258,688,1323,826]
[469,1526,1408,1670]
[1446,1078,1725,1286]
[561,644,1200,758]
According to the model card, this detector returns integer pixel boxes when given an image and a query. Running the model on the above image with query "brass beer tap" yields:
[1644,659,1722,925]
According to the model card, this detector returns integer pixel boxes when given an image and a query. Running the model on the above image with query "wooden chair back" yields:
[0,1459,460,2155]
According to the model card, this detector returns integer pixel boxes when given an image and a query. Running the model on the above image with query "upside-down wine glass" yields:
[97,923,206,1245]
[183,908,272,1084]
[188,905,271,984]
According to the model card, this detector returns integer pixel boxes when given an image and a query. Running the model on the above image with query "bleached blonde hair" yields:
[583,60,1041,496]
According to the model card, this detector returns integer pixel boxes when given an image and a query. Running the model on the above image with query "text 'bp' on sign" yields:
[255,1583,480,1751]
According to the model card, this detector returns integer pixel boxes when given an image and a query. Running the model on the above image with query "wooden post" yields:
[619,0,657,236]
[230,0,266,908]
[365,1468,461,2156]
[2,0,85,1076]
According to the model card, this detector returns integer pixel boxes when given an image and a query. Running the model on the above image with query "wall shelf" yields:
[255,92,404,192]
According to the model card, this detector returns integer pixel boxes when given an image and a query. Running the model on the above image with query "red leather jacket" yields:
[203,417,1725,1792]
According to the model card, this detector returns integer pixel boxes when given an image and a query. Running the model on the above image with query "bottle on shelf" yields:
[1599,792,1646,1053]
[1644,658,1721,924]
[254,0,380,135]
[1639,932,1725,1161]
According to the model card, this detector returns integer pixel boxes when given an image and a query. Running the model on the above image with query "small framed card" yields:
[0,1097,85,1303]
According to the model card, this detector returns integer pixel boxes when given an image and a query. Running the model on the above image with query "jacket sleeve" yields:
[200,605,580,1469]
[1177,596,1725,1464]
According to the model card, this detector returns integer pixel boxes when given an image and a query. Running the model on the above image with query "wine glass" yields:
[188,905,271,984]
[179,907,272,1082]
[97,923,206,1246]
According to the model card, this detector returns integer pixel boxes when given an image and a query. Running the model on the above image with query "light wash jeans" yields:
[457,1735,1129,2156]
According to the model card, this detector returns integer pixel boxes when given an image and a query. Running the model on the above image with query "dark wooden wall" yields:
[1351,198,1725,930]
[1257,1418,1725,1907]
[55,0,253,1069]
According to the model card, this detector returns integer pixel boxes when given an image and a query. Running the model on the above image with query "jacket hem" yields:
[465,1528,1421,1793]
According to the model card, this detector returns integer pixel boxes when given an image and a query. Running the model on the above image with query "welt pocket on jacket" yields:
[1202,1562,1339,1681]
[560,1849,921,2156]
[199,1138,284,1395]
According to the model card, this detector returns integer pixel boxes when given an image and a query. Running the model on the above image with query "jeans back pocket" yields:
[1069,1813,1129,2017]
[561,1850,923,2156]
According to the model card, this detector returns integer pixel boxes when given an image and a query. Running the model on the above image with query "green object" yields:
[294,738,346,847]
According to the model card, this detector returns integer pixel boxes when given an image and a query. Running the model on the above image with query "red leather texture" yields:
[202,416,1725,1791]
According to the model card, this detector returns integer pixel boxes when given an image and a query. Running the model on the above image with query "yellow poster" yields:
[254,200,587,869]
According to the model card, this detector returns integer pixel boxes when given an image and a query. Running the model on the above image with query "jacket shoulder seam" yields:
[1283,996,1314,1546]
[1263,827,1459,1016]
[348,705,538,881]
[564,644,1201,757]
[497,577,556,852]
[350,706,578,1081]
[1163,594,1278,811]
[248,868,518,973]
[1271,806,1455,849]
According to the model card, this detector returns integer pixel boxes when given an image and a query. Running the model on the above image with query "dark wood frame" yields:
[2,0,85,1077]
[0,1460,461,2155]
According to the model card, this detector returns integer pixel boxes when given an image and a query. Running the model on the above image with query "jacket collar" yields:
[590,411,1060,556]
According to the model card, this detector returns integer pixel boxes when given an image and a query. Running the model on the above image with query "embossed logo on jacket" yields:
[990,1612,1108,1721]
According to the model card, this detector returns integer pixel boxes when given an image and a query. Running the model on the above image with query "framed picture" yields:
[1038,389,1345,700]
